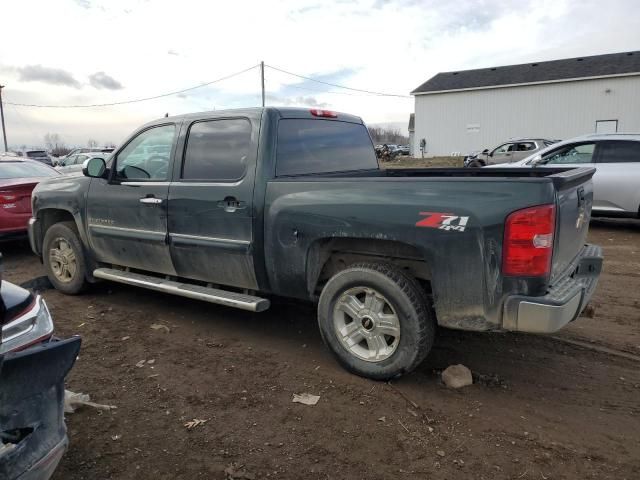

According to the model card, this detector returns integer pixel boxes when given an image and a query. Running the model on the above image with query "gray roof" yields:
[408,113,414,132]
[412,51,640,94]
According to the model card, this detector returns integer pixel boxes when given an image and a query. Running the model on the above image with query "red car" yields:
[0,154,59,238]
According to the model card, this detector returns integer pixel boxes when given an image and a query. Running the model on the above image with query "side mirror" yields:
[529,155,543,166]
[481,149,489,154]
[83,157,107,178]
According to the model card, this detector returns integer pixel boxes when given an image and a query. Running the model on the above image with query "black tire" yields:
[43,221,88,294]
[467,160,485,168]
[317,262,435,380]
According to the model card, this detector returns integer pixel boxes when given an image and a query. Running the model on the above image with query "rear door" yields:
[512,141,537,162]
[593,140,640,214]
[167,113,260,289]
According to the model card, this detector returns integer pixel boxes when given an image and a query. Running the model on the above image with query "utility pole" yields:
[0,85,7,152]
[260,61,265,108]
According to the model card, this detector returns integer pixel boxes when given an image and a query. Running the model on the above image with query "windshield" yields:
[276,119,377,176]
[26,150,48,158]
[0,161,59,179]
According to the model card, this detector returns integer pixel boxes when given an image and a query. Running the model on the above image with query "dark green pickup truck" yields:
[28,107,603,379]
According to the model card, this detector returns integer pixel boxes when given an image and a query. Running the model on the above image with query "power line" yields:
[280,83,369,97]
[265,64,411,98]
[5,64,260,108]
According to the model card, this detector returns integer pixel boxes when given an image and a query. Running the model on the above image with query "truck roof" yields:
[144,107,364,128]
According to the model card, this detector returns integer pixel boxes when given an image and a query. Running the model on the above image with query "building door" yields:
[595,120,618,134]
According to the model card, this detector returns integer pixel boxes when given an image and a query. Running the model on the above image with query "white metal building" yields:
[411,51,640,157]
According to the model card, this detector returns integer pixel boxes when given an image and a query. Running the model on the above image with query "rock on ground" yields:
[442,364,473,389]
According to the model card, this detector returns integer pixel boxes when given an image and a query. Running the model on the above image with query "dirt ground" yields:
[1,218,639,480]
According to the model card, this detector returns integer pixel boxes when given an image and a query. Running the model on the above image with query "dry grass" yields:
[381,156,464,169]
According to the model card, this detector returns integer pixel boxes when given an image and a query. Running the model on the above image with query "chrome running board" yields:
[93,268,270,312]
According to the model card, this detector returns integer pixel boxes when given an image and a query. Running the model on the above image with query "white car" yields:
[56,153,109,175]
[488,133,640,218]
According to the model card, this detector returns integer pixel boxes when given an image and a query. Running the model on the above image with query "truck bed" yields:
[288,166,595,189]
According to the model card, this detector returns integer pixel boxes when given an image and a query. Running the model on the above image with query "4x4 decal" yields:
[416,212,469,232]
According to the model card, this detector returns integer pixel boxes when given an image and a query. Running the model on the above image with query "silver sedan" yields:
[488,133,640,218]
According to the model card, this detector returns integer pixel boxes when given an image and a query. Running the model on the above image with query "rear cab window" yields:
[181,119,252,181]
[276,119,377,176]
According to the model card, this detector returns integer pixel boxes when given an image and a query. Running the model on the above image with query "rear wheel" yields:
[43,221,88,294]
[318,262,435,380]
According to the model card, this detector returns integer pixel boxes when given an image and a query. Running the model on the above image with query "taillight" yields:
[503,204,556,277]
[310,109,338,118]
[0,191,18,205]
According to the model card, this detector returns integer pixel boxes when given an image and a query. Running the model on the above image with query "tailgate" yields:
[549,167,595,281]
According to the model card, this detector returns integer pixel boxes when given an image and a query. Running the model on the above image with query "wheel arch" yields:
[33,209,77,254]
[306,237,432,298]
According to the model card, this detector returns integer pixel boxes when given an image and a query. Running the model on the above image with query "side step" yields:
[93,268,270,312]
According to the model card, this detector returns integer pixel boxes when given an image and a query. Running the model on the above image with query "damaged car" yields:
[0,256,80,480]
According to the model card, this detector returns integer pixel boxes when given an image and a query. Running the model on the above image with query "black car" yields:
[0,255,80,479]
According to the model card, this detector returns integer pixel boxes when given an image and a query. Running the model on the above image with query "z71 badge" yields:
[415,212,469,232]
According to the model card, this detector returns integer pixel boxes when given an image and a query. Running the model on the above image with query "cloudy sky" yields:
[1,0,638,148]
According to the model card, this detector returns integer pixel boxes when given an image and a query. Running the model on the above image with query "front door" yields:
[489,142,515,164]
[86,123,178,275]
[168,114,259,289]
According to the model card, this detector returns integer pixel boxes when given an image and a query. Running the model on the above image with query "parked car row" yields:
[487,133,640,218]
[463,138,558,167]
[52,147,114,167]
[374,144,410,160]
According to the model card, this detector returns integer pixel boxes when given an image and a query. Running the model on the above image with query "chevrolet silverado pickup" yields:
[28,107,603,380]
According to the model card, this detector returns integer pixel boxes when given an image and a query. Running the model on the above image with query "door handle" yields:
[139,197,163,205]
[217,196,246,213]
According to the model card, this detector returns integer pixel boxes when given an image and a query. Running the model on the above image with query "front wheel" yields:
[43,221,88,294]
[467,160,485,167]
[317,263,435,380]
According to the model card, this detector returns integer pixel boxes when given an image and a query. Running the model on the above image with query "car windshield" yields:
[0,161,59,179]
[26,150,48,158]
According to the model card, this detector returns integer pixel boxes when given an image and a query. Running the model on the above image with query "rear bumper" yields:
[502,244,603,333]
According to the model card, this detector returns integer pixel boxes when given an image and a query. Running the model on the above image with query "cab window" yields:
[182,119,252,181]
[542,143,595,165]
[492,143,514,155]
[114,125,175,181]
[596,141,640,163]
[516,142,535,151]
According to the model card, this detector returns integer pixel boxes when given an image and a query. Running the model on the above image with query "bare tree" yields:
[367,127,408,145]
[87,139,99,148]
[44,133,69,157]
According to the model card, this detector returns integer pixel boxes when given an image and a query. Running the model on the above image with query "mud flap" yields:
[0,337,81,479]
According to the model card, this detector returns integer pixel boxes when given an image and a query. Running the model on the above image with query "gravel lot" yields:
[2,218,639,480]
